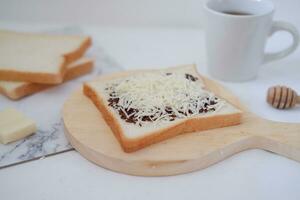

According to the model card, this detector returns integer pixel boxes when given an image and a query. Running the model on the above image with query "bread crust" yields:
[63,37,92,65]
[83,66,242,152]
[0,59,93,100]
[0,37,92,84]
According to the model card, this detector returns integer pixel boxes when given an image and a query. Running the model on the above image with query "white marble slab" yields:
[0,27,123,168]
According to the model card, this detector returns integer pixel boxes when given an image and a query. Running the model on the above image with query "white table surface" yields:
[0,24,299,200]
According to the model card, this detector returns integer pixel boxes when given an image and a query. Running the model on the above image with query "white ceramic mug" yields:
[204,0,299,82]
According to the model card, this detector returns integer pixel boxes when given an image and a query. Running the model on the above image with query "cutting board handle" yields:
[252,118,300,162]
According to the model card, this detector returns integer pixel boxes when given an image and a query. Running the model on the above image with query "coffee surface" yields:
[222,11,253,16]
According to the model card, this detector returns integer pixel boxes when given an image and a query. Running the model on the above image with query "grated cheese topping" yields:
[105,71,224,126]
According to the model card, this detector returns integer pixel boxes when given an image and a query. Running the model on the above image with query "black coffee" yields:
[222,11,253,16]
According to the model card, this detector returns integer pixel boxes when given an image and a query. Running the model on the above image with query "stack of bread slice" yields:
[0,30,93,100]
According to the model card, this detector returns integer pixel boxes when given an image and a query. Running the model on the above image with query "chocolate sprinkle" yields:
[106,72,219,126]
[185,74,198,81]
[108,95,219,125]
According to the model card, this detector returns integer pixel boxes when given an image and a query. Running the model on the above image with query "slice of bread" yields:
[83,64,242,152]
[0,30,91,84]
[0,57,93,100]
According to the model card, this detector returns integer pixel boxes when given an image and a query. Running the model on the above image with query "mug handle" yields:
[264,21,299,64]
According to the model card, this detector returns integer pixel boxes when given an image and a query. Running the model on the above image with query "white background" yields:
[0,0,299,28]
[0,0,300,200]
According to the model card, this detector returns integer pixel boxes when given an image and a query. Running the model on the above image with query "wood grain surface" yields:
[63,70,300,176]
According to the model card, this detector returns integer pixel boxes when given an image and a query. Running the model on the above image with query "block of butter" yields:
[0,108,36,144]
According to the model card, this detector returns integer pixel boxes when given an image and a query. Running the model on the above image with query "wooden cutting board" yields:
[63,70,300,176]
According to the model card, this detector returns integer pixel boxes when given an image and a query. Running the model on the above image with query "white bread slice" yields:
[83,64,242,152]
[0,57,93,100]
[0,30,91,84]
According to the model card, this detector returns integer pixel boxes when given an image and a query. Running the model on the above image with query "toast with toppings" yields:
[84,65,242,152]
[0,30,91,84]
[0,57,93,100]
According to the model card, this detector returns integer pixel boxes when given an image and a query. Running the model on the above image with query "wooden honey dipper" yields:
[267,86,300,109]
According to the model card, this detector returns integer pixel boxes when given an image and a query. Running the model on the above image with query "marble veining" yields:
[0,27,123,168]
[0,120,71,167]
